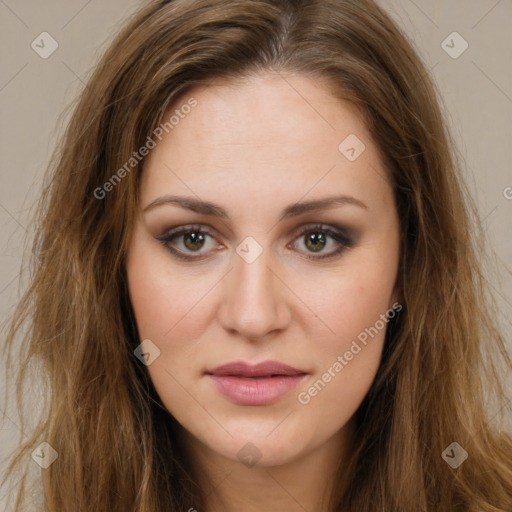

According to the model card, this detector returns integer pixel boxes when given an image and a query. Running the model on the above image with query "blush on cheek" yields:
[126,240,197,341]
[301,276,393,351]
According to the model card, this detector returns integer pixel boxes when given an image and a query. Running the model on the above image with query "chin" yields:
[183,415,319,469]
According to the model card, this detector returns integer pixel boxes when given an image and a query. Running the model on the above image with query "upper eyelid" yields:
[157,223,352,249]
[158,222,349,239]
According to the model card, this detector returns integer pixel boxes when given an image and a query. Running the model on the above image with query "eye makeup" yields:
[155,222,356,262]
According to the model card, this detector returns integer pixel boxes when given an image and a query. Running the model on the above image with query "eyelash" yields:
[156,223,354,262]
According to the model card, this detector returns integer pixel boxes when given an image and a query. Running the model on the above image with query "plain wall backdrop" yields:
[1,0,511,506]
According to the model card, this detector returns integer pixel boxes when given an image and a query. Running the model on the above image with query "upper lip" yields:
[206,360,307,378]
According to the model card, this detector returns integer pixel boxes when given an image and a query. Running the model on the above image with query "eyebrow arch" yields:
[143,194,368,221]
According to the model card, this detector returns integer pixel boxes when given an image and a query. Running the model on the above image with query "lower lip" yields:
[207,374,307,405]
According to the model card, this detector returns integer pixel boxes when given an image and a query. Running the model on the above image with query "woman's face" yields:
[126,72,400,469]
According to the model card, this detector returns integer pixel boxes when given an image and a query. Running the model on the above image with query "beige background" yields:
[1,0,511,506]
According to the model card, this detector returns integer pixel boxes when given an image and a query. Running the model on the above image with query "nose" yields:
[218,247,292,341]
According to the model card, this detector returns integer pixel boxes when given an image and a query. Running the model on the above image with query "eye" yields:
[289,224,353,260]
[156,225,222,261]
[156,223,353,261]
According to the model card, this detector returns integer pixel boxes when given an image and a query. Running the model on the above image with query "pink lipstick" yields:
[206,360,308,406]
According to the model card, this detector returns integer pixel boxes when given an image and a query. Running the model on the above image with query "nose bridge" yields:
[219,243,290,338]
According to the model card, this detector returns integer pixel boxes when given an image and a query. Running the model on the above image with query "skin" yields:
[125,71,401,511]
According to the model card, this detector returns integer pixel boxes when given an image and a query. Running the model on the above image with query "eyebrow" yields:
[143,194,368,221]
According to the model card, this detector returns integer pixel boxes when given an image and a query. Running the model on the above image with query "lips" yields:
[205,360,308,406]
[207,360,306,378]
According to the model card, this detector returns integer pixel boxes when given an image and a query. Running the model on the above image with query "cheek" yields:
[295,256,397,356]
[290,247,398,409]
[125,229,213,343]
[125,239,211,417]
[292,271,395,434]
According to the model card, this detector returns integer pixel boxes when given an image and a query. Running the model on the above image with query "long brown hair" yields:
[2,0,511,510]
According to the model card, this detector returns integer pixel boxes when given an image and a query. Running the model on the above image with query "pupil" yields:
[306,232,326,252]
[184,232,205,251]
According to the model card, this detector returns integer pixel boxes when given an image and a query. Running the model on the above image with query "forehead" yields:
[165,72,368,151]
[140,72,392,214]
